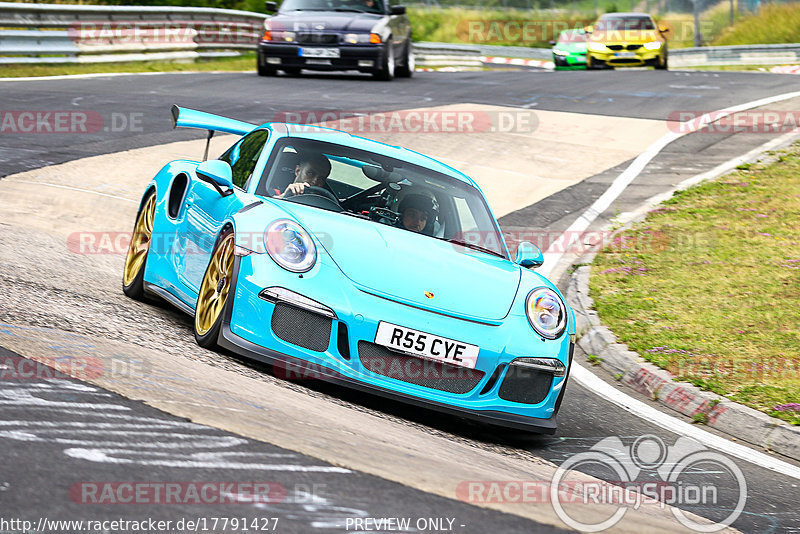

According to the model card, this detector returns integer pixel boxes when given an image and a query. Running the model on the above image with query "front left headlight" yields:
[264,219,316,273]
[643,40,663,50]
[553,48,569,56]
[342,32,381,44]
[525,287,567,339]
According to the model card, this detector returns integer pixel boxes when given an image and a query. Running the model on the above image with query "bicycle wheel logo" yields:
[550,435,747,532]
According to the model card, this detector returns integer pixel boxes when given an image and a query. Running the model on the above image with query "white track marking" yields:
[539,89,800,277]
[617,128,800,226]
[1,179,137,203]
[64,448,352,472]
[572,363,800,480]
[553,90,800,477]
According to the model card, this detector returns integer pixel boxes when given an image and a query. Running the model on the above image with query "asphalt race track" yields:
[1,69,800,533]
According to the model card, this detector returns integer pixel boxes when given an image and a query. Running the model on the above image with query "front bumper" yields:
[258,42,384,72]
[588,47,663,67]
[220,254,573,433]
[554,52,587,68]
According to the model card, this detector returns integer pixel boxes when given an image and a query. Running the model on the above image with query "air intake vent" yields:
[271,303,331,352]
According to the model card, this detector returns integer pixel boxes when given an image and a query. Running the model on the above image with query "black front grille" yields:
[609,58,641,64]
[606,44,643,51]
[498,364,553,405]
[357,342,485,394]
[271,303,331,352]
[296,33,339,44]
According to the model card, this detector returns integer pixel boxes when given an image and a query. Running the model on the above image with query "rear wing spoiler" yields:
[171,105,258,160]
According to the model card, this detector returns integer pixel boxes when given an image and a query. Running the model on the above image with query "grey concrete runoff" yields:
[563,137,800,463]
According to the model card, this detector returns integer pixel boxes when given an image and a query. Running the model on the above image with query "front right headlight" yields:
[553,48,569,56]
[587,41,607,52]
[264,219,316,273]
[525,288,567,339]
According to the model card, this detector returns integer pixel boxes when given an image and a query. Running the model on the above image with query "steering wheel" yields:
[298,185,341,204]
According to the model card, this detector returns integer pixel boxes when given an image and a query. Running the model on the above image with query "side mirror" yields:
[658,24,671,36]
[196,160,235,196]
[548,40,556,46]
[515,241,544,269]
[265,1,278,12]
[390,5,406,14]
[584,25,593,33]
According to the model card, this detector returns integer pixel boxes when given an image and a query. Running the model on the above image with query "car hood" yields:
[283,203,521,322]
[590,29,660,43]
[269,11,384,33]
[557,41,587,53]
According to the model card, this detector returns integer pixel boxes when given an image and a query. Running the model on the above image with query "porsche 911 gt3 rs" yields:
[122,105,575,433]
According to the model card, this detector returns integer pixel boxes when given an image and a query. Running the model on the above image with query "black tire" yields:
[395,40,414,78]
[194,228,235,350]
[122,192,156,301]
[373,42,395,81]
[257,58,277,76]
[655,53,668,70]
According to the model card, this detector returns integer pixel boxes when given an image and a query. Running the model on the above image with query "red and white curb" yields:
[481,56,554,70]
[771,65,800,74]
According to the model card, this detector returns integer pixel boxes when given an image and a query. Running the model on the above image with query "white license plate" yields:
[299,47,340,58]
[615,52,637,58]
[374,321,479,369]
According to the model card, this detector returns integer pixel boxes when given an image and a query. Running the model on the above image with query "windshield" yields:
[279,0,384,13]
[558,30,586,44]
[257,138,508,259]
[596,16,655,31]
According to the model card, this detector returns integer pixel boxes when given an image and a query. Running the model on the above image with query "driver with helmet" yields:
[276,152,331,198]
[397,193,438,234]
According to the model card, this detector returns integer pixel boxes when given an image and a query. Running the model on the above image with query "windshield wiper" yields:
[447,238,505,259]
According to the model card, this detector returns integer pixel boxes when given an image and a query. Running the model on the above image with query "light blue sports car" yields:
[122,105,575,433]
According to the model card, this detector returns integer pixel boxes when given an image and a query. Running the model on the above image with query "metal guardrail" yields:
[669,43,800,67]
[0,1,266,64]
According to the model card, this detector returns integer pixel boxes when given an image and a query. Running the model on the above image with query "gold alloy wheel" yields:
[123,194,156,287]
[195,232,235,336]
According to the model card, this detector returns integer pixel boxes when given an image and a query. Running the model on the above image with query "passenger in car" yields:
[397,193,438,234]
[276,152,331,198]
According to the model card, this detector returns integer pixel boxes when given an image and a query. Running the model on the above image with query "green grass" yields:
[712,3,800,46]
[0,53,257,78]
[590,143,800,425]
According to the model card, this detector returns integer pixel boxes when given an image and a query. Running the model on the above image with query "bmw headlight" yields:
[525,288,567,339]
[643,40,663,50]
[342,32,381,44]
[587,41,606,52]
[264,219,316,273]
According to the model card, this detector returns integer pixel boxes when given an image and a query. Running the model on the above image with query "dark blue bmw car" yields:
[257,0,413,80]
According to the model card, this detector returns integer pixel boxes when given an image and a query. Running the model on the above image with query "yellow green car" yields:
[585,12,669,70]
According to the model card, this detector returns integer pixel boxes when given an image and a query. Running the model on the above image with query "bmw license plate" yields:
[615,52,636,58]
[374,321,479,369]
[299,47,340,58]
